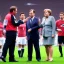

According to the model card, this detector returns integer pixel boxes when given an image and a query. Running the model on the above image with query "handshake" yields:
[23,17,30,23]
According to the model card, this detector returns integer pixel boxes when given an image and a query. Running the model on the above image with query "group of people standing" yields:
[0,6,64,62]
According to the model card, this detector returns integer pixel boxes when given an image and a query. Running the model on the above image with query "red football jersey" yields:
[56,19,64,36]
[18,23,26,37]
[0,22,3,37]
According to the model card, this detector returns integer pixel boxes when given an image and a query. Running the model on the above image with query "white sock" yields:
[0,52,2,57]
[0,48,2,57]
[0,49,2,52]
[18,48,21,51]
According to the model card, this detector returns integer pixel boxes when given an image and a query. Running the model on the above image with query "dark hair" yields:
[10,6,17,12]
[20,12,25,16]
[60,12,64,15]
[29,9,35,13]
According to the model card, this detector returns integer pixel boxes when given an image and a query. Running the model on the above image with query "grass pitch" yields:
[0,46,64,64]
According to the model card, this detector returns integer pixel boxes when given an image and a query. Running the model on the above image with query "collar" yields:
[9,12,15,15]
[31,16,35,21]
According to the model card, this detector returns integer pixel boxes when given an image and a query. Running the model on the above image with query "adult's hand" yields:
[52,35,55,38]
[23,17,30,23]
[28,29,32,33]
[57,29,62,31]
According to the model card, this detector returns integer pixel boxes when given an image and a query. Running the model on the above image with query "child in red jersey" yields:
[0,22,5,59]
[17,12,26,57]
[56,12,64,57]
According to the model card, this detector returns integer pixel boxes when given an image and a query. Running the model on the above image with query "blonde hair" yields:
[44,9,52,15]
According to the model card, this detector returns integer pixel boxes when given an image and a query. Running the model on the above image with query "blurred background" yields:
[0,0,64,21]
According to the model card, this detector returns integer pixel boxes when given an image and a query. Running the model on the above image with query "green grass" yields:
[0,46,64,64]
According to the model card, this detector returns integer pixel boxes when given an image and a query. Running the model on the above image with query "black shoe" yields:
[60,54,63,57]
[27,60,32,62]
[0,57,6,62]
[9,60,18,62]
[37,59,41,62]
[21,55,23,58]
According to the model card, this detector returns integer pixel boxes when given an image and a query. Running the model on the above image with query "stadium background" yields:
[0,0,64,64]
[0,0,64,21]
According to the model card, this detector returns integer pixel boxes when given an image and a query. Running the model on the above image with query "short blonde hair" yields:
[44,9,52,15]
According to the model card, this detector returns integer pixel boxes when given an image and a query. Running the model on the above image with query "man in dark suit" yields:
[26,9,41,61]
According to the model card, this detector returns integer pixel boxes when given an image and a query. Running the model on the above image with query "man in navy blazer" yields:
[26,9,41,61]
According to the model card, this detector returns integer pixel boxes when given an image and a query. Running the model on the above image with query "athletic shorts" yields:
[58,36,64,44]
[0,37,5,45]
[16,37,27,45]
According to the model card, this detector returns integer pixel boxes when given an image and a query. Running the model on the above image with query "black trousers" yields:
[2,31,16,60]
[28,38,41,60]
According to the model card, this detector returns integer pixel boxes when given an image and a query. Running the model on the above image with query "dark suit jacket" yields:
[26,17,39,40]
